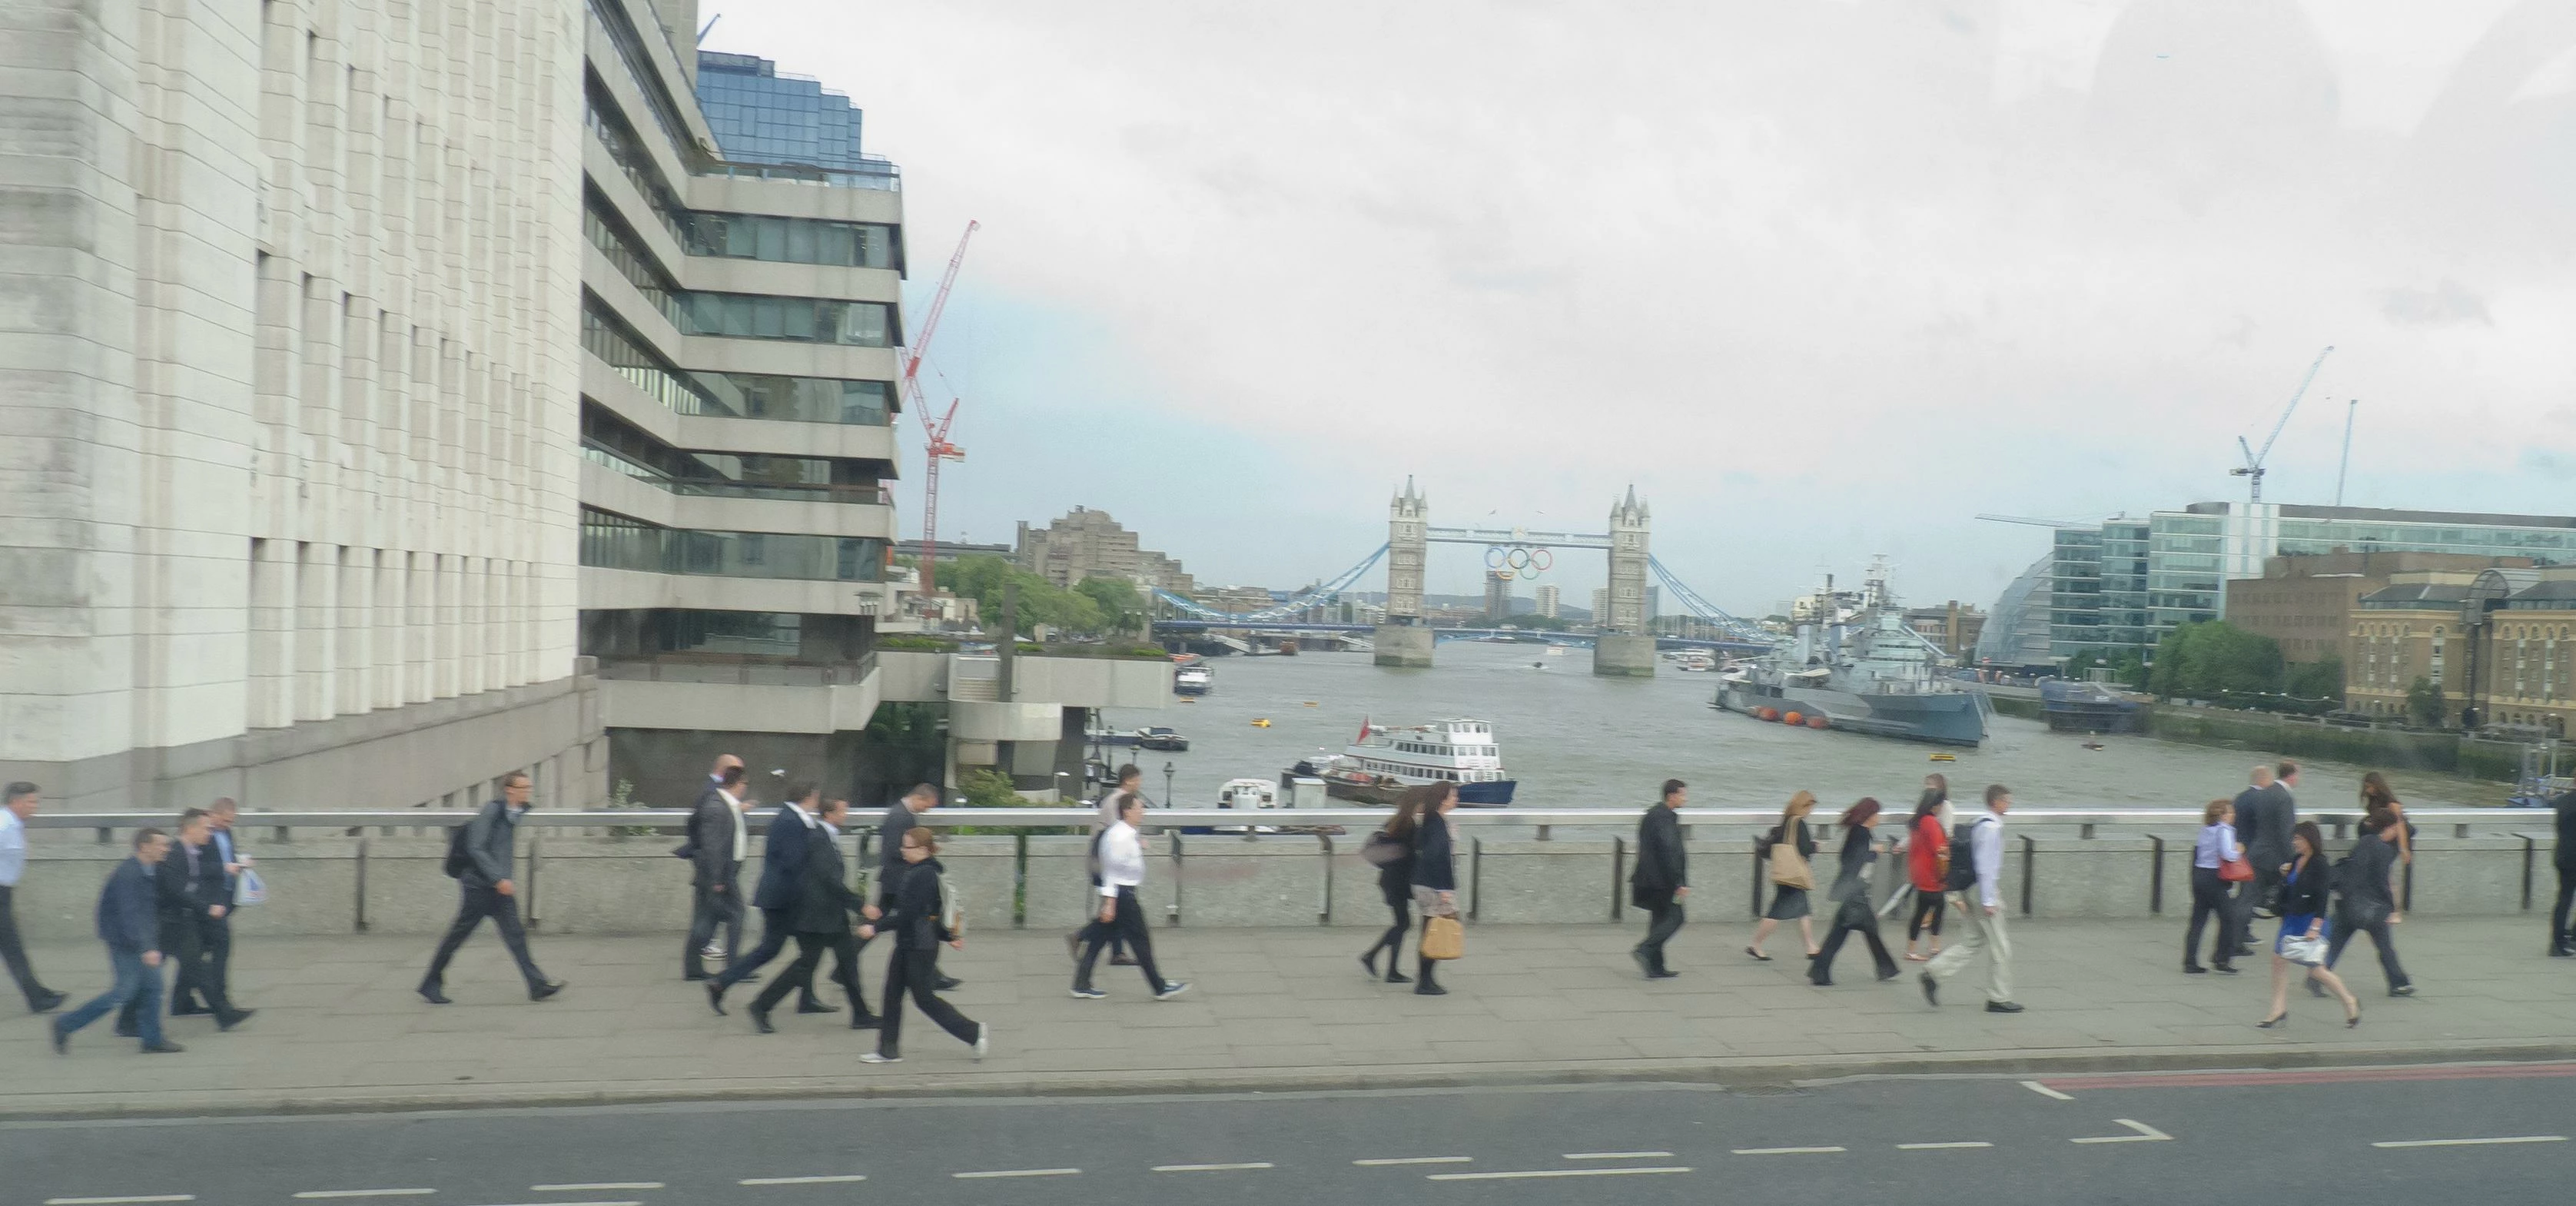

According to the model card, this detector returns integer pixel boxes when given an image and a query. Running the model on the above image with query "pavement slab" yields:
[5,916,2573,1116]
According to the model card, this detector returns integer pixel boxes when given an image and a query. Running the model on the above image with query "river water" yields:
[1097,642,2505,814]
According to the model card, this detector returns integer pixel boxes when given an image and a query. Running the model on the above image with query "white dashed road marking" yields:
[1427,1168,1693,1182]
[2372,1135,2568,1149]
[1354,1157,1472,1166]
[2022,1081,2075,1101]
[1150,1164,1273,1173]
[293,1193,438,1200]
[45,1198,195,1205]
[1898,1142,1994,1151]
[737,1175,868,1185]
[952,1169,1081,1180]
[2072,1119,2173,1145]
[1563,1151,1674,1160]
[1731,1147,1846,1156]
[530,1188,662,1194]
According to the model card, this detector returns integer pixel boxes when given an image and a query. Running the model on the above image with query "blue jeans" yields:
[57,947,164,1048]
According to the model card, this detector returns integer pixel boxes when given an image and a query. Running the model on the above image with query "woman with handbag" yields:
[1809,799,1900,985]
[2325,809,2412,996]
[1358,786,1430,984]
[1901,786,1950,962]
[2259,821,2360,1029]
[2360,772,2415,922]
[2184,799,2247,974]
[1746,790,1821,962]
[1409,784,1462,996]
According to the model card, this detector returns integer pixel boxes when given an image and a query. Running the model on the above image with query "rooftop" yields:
[695,51,900,189]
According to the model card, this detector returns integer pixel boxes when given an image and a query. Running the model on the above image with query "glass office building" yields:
[695,51,899,187]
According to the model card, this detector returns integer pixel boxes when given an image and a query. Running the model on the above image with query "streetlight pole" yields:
[1054,770,1071,804]
[1163,761,1177,809]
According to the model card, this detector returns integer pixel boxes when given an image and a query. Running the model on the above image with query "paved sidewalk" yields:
[6,917,2571,1116]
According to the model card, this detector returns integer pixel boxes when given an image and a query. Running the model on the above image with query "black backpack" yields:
[1942,817,1986,892]
[443,814,476,879]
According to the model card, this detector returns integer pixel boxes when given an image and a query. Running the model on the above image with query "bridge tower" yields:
[1375,477,1434,667]
[1594,486,1656,677]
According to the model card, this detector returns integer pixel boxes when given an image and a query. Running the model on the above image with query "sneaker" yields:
[1070,986,1107,1000]
[1648,968,1681,980]
[2182,963,2207,975]
[2390,984,2417,997]
[858,1052,901,1065]
[1153,981,1193,1002]
[1919,971,1939,1006]
[974,1023,991,1062]
[1984,1000,2025,1014]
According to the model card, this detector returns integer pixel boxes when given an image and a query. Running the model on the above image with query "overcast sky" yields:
[703,0,2575,616]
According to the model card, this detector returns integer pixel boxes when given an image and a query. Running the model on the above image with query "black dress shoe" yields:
[1650,968,1681,980]
[418,984,453,1005]
[682,971,709,982]
[1384,969,1412,984]
[113,1022,138,1039]
[934,975,963,991]
[216,1008,256,1032]
[849,1012,882,1030]
[171,1002,211,1017]
[1808,975,1834,987]
[529,980,566,1002]
[797,999,837,1015]
[2213,963,2240,974]
[751,1008,775,1035]
[142,1040,187,1054]
[2183,963,2207,974]
[32,989,67,1014]
[1985,1000,2025,1014]
[1413,982,1447,996]
[1109,955,1140,967]
[50,1018,69,1055]
[1919,972,1939,1006]
[706,983,729,1015]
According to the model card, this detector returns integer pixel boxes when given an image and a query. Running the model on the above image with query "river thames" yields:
[1099,641,2508,812]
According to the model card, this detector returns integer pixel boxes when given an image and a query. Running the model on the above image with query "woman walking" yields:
[2259,821,2361,1029]
[1408,783,1461,995]
[2183,799,2245,974]
[855,827,987,1064]
[1902,786,1950,962]
[1748,791,1821,961]
[1359,786,1429,984]
[1809,799,1900,985]
[2360,772,2414,922]
[2326,809,2412,996]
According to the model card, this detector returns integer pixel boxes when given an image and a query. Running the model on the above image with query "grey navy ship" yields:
[1714,559,1990,747]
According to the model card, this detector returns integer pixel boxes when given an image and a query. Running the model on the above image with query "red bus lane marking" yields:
[2040,1062,2576,1093]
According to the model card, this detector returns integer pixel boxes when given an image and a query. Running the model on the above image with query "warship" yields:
[1715,559,1990,747]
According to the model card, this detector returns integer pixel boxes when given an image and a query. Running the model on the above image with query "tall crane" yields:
[903,221,978,601]
[2232,345,2334,505]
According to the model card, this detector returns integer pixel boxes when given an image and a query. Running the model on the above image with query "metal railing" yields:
[591,652,876,686]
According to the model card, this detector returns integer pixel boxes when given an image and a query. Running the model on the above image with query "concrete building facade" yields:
[2,0,603,812]
[1014,507,1194,596]
[1533,584,1560,620]
[2349,566,2576,735]
[2224,552,2531,670]
[571,1,908,801]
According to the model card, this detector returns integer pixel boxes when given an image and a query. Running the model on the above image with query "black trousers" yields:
[2183,867,2243,968]
[752,932,865,1014]
[0,884,53,1007]
[1366,895,1412,965]
[1075,887,1164,992]
[2551,866,2574,949]
[168,912,236,1015]
[1637,900,1685,972]
[684,879,745,975]
[2325,913,2409,991]
[2242,859,2287,947]
[715,907,795,991]
[1811,905,1896,983]
[879,947,976,1056]
[1907,889,1946,942]
[422,885,545,990]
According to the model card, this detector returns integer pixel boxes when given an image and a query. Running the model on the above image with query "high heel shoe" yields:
[2345,1002,2362,1028]
[2256,1011,2289,1029]
[1744,946,1771,962]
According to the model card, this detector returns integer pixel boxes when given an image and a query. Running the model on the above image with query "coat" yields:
[2279,854,2332,919]
[1824,827,1883,927]
[749,806,814,911]
[875,802,920,892]
[687,789,742,889]
[95,857,161,952]
[2236,784,2295,866]
[2335,832,2399,923]
[871,858,955,951]
[1409,811,1456,892]
[1629,804,1686,909]
[1374,822,1416,906]
[2554,789,2576,872]
[156,840,227,922]
[787,830,865,935]
[457,801,523,890]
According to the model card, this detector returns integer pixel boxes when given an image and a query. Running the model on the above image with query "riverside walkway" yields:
[8,917,2571,1117]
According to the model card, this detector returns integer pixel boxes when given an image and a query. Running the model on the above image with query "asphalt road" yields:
[8,1063,2574,1205]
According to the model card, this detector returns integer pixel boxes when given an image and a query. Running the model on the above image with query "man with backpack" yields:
[1920,784,2022,1014]
[419,772,563,1004]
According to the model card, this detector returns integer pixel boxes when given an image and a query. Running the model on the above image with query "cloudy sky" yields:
[703,0,2576,616]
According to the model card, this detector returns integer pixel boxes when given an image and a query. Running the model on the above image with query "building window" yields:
[676,291,894,346]
[579,508,884,582]
[687,211,902,270]
[582,301,892,425]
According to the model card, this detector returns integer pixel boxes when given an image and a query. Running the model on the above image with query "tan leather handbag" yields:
[1768,834,1814,890]
[1420,915,1466,961]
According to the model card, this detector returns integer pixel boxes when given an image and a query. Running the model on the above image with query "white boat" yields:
[1173,663,1213,696]
[1336,718,1517,806]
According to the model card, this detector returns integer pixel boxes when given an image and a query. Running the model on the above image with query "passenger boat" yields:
[1173,660,1213,696]
[1301,718,1517,806]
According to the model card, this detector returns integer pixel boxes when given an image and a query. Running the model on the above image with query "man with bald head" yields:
[2232,764,2294,952]
[682,755,749,980]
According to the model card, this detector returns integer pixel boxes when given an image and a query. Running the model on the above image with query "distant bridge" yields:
[1150,620,1769,656]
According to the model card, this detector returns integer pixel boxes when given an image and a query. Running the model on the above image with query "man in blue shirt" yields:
[2,781,68,1014]
[51,828,185,1055]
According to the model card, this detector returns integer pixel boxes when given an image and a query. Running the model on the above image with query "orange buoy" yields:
[1805,716,1828,729]
[1755,707,1778,722]
[1781,711,1804,726]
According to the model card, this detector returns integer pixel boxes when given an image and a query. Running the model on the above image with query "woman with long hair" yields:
[1810,799,1900,985]
[2183,799,2243,975]
[2259,821,2360,1029]
[1747,790,1821,961]
[1359,785,1432,983]
[1902,782,1951,961]
[2359,772,2413,922]
[1407,783,1462,995]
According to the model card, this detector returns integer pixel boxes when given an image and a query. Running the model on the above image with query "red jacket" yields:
[1907,813,1949,892]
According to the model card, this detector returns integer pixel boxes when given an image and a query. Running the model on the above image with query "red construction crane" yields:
[903,221,977,601]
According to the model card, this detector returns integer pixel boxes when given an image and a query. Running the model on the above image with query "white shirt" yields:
[716,789,748,862]
[1968,812,2005,909]
[1097,819,1146,897]
[0,809,25,888]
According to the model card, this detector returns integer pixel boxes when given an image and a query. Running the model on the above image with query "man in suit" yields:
[2549,786,2576,958]
[875,783,961,990]
[51,828,184,1055]
[2230,765,2289,949]
[682,761,749,980]
[1629,779,1689,979]
[125,809,251,1033]
[745,792,878,1032]
[175,797,248,1016]
[708,784,822,1014]
[419,772,564,1004]
[2,782,67,1014]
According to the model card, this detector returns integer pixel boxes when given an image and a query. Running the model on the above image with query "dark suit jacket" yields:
[1630,804,1686,907]
[2236,785,2294,865]
[787,831,864,935]
[95,858,160,952]
[158,841,225,920]
[2554,790,2576,872]
[689,790,742,889]
[875,803,919,889]
[750,806,814,911]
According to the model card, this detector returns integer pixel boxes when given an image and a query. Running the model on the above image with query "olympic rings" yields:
[1532,550,1554,572]
[1484,547,1508,570]
[1483,543,1556,580]
[1494,569,1515,581]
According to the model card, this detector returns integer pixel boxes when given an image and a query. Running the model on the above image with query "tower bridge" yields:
[1151,479,1773,676]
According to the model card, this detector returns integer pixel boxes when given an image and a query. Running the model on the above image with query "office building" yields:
[1904,603,1987,660]
[2349,566,2576,734]
[1483,572,1513,622]
[1533,585,1561,620]
[3,0,601,810]
[1016,507,1196,596]
[573,2,908,794]
[2225,552,2530,668]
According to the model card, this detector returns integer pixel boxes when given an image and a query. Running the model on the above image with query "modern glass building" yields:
[694,51,901,188]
